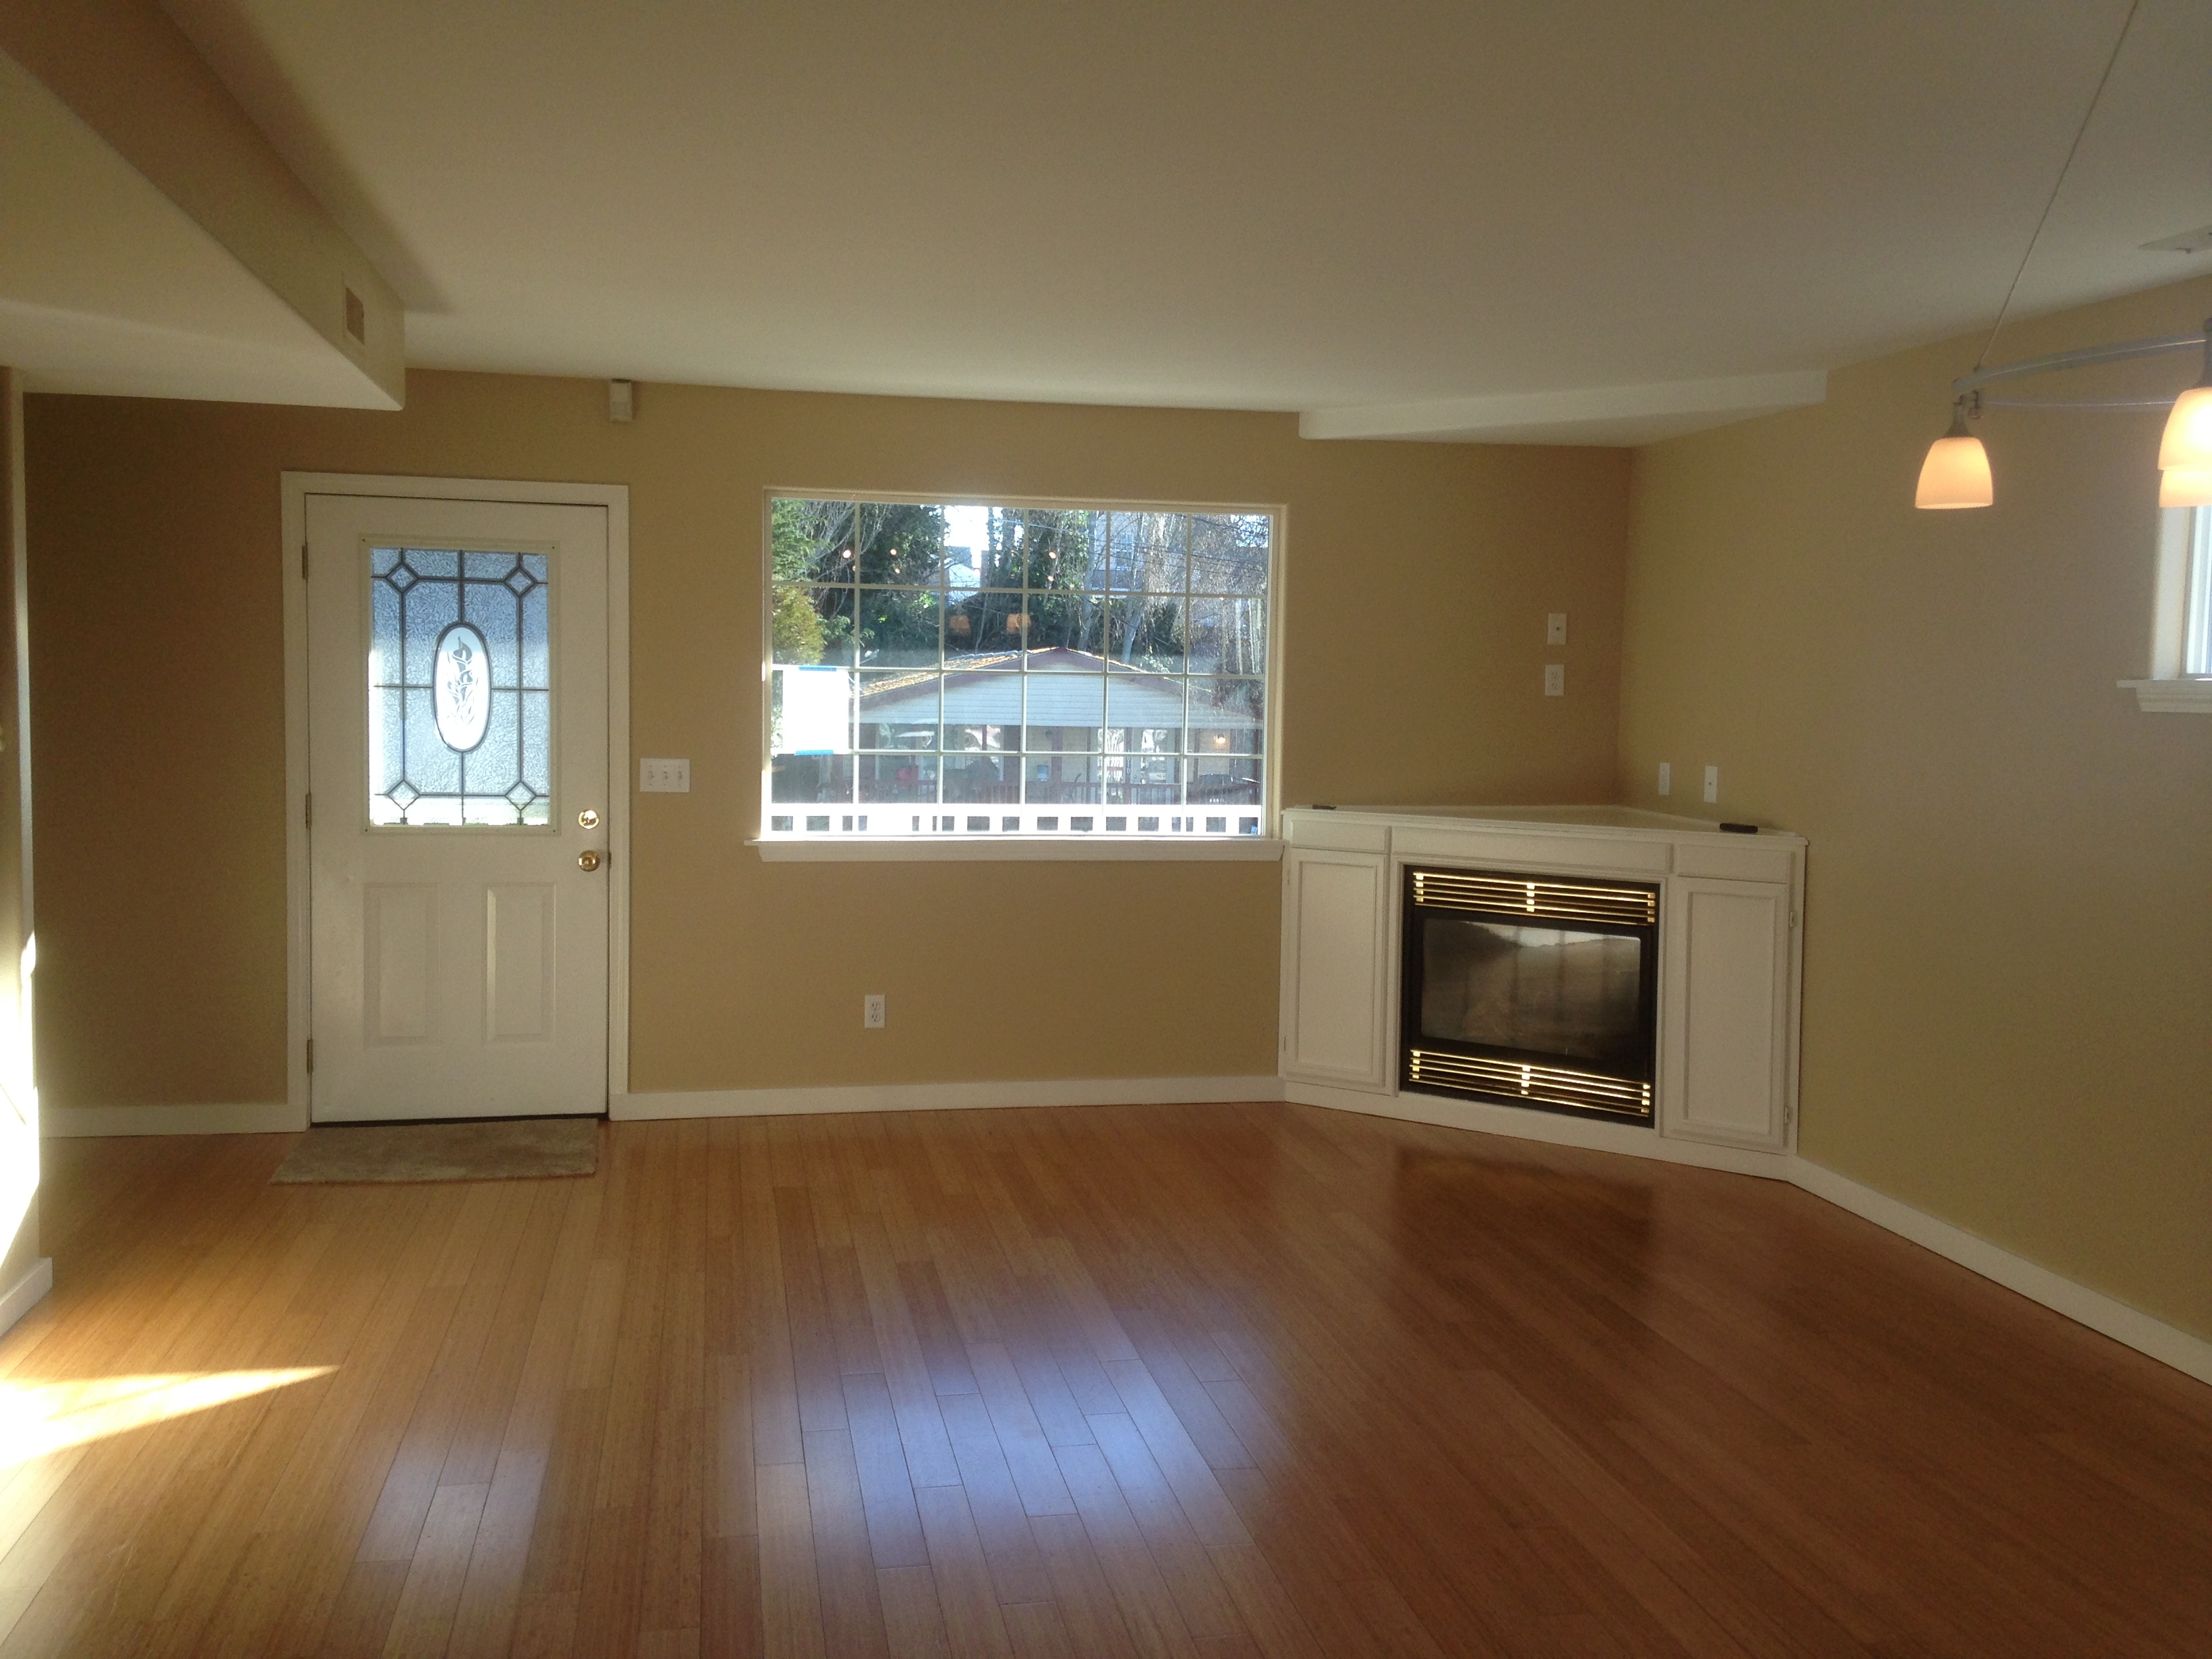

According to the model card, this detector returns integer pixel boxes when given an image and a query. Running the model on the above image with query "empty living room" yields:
[0,1,2208,1654]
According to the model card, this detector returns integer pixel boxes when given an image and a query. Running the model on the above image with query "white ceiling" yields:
[0,47,392,409]
[121,1,2212,439]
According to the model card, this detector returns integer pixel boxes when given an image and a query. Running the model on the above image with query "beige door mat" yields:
[271,1117,599,1184]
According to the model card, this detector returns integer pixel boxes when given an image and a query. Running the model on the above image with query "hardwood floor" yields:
[3,1102,2208,1658]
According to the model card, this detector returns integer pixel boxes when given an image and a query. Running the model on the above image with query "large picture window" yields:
[763,498,1275,839]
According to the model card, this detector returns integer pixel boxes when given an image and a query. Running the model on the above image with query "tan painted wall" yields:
[0,369,38,1294]
[24,372,1629,1111]
[1620,276,2212,1342]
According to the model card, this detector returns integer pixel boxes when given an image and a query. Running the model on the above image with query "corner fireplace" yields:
[1399,865,1658,1123]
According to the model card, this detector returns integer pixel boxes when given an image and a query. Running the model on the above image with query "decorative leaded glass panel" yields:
[369,547,552,825]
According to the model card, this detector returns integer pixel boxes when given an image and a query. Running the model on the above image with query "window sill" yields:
[751,836,1286,863]
[2118,678,2212,714]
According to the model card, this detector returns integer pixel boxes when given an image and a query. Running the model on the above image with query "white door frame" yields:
[281,472,631,1128]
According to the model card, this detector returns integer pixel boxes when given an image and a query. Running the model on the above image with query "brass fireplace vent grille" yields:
[1411,870,1656,927]
[1406,1050,1654,1120]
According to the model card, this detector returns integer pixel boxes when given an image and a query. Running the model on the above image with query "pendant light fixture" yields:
[1915,396,1993,509]
[1920,0,2176,513]
[2158,466,2212,508]
[2156,330,2212,472]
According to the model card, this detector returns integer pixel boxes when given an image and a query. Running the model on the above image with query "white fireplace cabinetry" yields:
[1660,877,1794,1149]
[1278,806,1805,1170]
[1279,840,1392,1090]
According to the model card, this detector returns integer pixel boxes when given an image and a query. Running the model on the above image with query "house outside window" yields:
[762,497,1276,840]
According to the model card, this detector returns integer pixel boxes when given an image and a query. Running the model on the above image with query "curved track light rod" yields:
[1954,331,2206,396]
[1977,396,2184,411]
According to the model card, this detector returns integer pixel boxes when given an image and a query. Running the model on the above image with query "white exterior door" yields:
[306,493,610,1121]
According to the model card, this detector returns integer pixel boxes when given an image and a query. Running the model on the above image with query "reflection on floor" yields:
[2,1103,2209,1656]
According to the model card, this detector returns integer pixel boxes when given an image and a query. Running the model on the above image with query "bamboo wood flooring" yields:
[3,1102,2208,1657]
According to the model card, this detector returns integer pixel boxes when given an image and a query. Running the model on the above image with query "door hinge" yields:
[304,792,312,829]
[301,541,309,581]
[305,1038,314,1074]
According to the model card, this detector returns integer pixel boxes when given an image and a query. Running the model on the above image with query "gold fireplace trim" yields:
[1406,1049,1654,1120]
[1411,869,1657,927]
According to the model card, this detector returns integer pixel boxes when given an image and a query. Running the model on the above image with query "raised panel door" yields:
[1281,848,1389,1089]
[1660,877,1791,1149]
[307,494,609,1120]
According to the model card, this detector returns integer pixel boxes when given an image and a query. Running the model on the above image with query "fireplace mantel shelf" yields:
[1297,802,1805,843]
[1277,803,1806,1176]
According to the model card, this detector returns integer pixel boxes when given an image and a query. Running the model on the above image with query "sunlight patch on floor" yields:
[0,1368,334,1468]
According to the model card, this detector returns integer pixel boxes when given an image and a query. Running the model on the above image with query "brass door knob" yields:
[578,849,603,872]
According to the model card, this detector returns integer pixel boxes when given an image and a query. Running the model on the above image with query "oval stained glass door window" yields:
[369,547,551,825]
[432,621,492,752]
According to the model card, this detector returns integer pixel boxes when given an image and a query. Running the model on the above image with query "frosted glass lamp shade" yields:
[2159,466,2212,508]
[2157,384,2212,470]
[1916,432,1992,509]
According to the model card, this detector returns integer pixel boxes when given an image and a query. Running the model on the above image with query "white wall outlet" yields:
[1703,764,1719,803]
[1658,761,1671,796]
[863,994,886,1029]
[1546,612,1568,645]
[640,757,690,792]
[1543,663,1565,697]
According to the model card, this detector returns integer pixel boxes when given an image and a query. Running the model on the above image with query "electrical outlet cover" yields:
[1543,663,1565,697]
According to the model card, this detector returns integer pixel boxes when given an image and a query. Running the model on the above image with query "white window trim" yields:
[751,834,1284,862]
[756,490,1287,860]
[2121,506,2212,712]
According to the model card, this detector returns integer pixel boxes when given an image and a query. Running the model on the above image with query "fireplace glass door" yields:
[1400,867,1658,1122]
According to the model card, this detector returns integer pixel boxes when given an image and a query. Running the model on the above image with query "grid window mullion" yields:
[771,497,1269,837]
[1181,516,1192,813]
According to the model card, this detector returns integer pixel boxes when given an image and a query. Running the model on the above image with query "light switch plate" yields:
[1543,663,1565,697]
[1546,612,1568,645]
[640,757,690,792]
[1703,764,1719,803]
[1658,762,1671,796]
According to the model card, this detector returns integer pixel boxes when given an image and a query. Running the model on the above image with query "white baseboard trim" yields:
[613,1075,1283,1121]
[1788,1158,2212,1388]
[1284,1079,1795,1180]
[1287,1078,2211,1388]
[0,1256,52,1338]
[41,1101,305,1137]
[33,1080,2203,1387]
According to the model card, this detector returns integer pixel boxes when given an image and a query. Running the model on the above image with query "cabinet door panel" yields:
[1662,878,1790,1148]
[1281,850,1389,1088]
